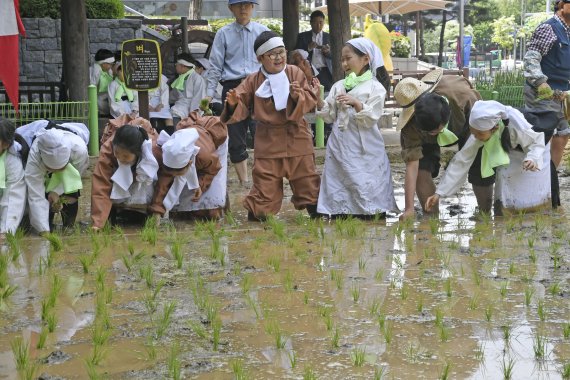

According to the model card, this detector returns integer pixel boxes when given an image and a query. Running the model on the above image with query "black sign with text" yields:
[121,39,162,91]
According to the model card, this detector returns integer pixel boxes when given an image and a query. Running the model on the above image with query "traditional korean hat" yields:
[394,68,444,131]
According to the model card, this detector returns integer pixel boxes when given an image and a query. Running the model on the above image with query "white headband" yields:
[97,57,115,65]
[177,59,194,68]
[255,37,285,57]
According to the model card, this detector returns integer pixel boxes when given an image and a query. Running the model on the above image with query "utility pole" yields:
[459,0,464,68]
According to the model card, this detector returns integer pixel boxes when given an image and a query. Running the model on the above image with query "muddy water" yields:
[1,159,570,379]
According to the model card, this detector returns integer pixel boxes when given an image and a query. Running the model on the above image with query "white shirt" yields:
[311,31,326,69]
[0,148,26,234]
[170,71,206,119]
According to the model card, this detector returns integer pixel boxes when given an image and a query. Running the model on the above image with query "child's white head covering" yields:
[160,129,200,169]
[292,49,309,60]
[37,130,70,170]
[346,37,384,73]
[469,100,533,131]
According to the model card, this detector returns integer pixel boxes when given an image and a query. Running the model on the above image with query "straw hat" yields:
[394,69,444,131]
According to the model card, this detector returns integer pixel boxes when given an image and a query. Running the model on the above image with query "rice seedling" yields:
[533,333,548,360]
[563,322,570,339]
[500,281,508,298]
[549,282,561,296]
[171,240,183,270]
[205,300,220,325]
[167,341,181,380]
[287,350,297,369]
[444,278,452,298]
[267,255,281,272]
[434,308,444,327]
[232,261,242,276]
[143,337,157,361]
[475,342,485,362]
[505,218,516,232]
[351,346,366,367]
[484,305,493,322]
[508,262,515,275]
[230,358,247,380]
[0,253,8,288]
[334,271,344,290]
[323,312,333,332]
[6,229,24,262]
[382,321,393,344]
[139,264,154,289]
[335,216,362,238]
[468,294,480,310]
[374,365,388,380]
[91,321,112,346]
[400,282,409,300]
[330,326,340,348]
[534,215,545,232]
[265,215,286,241]
[46,247,56,269]
[377,312,386,330]
[358,256,367,272]
[303,291,309,305]
[562,363,570,380]
[416,296,424,313]
[212,317,222,351]
[241,273,252,294]
[143,293,158,315]
[529,249,537,264]
[85,360,103,380]
[429,217,440,235]
[369,297,381,316]
[374,268,384,282]
[0,284,17,303]
[438,324,449,342]
[46,274,62,309]
[439,360,451,380]
[89,344,107,366]
[303,366,317,380]
[140,218,158,245]
[36,325,49,350]
[45,232,63,252]
[156,301,176,339]
[552,253,562,270]
[78,254,93,274]
[318,304,333,319]
[11,336,30,371]
[537,299,546,322]
[46,312,58,333]
[502,324,512,346]
[350,283,361,303]
[283,269,294,293]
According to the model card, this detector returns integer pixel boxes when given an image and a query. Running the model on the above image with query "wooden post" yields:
[327,0,351,82]
[283,0,299,51]
[61,0,89,101]
[182,17,189,54]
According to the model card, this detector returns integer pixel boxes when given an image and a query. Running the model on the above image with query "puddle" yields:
[1,158,570,379]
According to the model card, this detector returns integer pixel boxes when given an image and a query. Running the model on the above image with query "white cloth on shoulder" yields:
[255,66,290,111]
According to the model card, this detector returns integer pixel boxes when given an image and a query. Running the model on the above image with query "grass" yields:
[167,341,181,380]
[287,350,297,369]
[283,270,294,292]
[265,215,286,241]
[444,278,452,298]
[267,255,281,272]
[502,355,515,379]
[140,218,158,245]
[351,346,366,367]
[45,232,63,251]
[537,299,546,322]
[331,326,340,348]
[563,322,570,339]
[231,358,247,379]
[171,240,183,270]
[46,312,58,333]
[6,229,24,261]
[212,317,222,351]
[350,283,361,303]
[562,362,570,380]
[11,336,30,371]
[484,304,493,322]
[303,366,317,380]
[533,332,548,360]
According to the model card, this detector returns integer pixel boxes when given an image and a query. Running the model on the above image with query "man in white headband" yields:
[221,30,321,221]
[170,52,206,126]
[151,111,229,220]
[90,49,115,116]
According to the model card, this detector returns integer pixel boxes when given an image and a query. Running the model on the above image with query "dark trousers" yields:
[221,79,256,163]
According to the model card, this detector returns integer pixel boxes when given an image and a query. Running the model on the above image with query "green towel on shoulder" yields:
[437,126,459,146]
[46,164,83,194]
[343,70,373,91]
[98,71,113,94]
[114,79,135,102]
[172,70,193,91]
[481,122,510,178]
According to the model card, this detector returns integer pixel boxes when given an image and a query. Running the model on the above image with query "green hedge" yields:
[20,0,124,19]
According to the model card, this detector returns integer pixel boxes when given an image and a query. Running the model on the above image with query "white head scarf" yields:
[157,129,201,211]
[346,37,385,74]
[255,36,290,111]
[292,49,309,60]
[36,129,70,170]
[469,100,533,131]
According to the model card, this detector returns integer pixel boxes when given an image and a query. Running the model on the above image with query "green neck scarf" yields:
[172,69,193,91]
[0,150,6,189]
[343,70,373,91]
[98,70,113,94]
[481,122,510,178]
[437,124,459,146]
[46,164,83,194]
[114,79,135,102]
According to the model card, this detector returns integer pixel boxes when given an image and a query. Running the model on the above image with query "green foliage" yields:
[491,16,518,51]
[20,0,124,19]
[390,31,411,58]
[209,18,285,35]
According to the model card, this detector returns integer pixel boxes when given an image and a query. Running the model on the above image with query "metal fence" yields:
[0,101,90,126]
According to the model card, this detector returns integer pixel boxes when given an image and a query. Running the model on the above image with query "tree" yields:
[189,0,203,19]
[61,0,88,101]
[327,0,351,81]
[283,0,299,51]
[491,16,518,54]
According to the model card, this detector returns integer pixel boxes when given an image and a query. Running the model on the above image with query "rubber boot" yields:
[472,184,493,214]
[234,159,249,186]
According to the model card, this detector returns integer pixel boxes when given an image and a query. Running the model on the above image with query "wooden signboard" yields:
[121,39,162,119]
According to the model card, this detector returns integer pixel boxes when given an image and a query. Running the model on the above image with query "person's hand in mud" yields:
[425,194,440,212]
[523,159,539,171]
[48,192,62,213]
[290,81,303,101]
[399,208,415,221]
[191,187,203,202]
[336,93,363,112]
[225,89,239,109]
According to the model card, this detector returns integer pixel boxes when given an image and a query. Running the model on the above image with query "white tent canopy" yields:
[317,0,452,16]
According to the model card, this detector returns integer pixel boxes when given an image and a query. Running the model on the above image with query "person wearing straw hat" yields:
[203,0,269,188]
[425,100,545,213]
[222,31,321,221]
[21,121,90,234]
[523,0,570,207]
[170,52,207,125]
[394,69,483,220]
[108,61,139,119]
[150,111,229,221]
[315,37,397,218]
[89,49,115,116]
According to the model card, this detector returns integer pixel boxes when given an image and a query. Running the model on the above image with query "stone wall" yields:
[19,18,143,83]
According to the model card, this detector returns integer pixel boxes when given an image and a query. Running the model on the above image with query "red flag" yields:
[0,0,26,112]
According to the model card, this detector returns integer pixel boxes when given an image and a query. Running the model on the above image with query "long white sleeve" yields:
[315,81,341,124]
[436,135,484,197]
[25,148,50,233]
[108,81,139,118]
[171,72,206,118]
[509,126,545,170]
[0,153,26,234]
[353,82,386,129]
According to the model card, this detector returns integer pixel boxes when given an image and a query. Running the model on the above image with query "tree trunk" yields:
[61,0,89,101]
[438,10,447,67]
[327,0,351,81]
[192,0,203,19]
[283,0,299,51]
[419,13,425,57]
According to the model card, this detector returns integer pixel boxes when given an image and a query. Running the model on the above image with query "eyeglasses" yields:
[264,50,287,60]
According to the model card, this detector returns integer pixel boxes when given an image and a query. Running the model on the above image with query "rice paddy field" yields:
[1,154,570,380]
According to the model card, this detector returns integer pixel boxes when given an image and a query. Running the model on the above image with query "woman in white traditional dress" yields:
[315,37,397,217]
[425,100,546,212]
[0,119,28,237]
[108,62,139,119]
[19,120,89,234]
[149,73,174,134]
